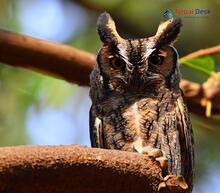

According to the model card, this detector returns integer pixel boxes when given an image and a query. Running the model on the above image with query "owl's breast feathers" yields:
[90,89,193,187]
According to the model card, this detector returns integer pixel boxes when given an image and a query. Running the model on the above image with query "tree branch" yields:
[0,145,189,193]
[179,45,220,63]
[0,30,95,86]
[0,29,220,115]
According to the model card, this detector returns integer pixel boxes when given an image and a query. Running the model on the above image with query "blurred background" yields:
[0,0,219,192]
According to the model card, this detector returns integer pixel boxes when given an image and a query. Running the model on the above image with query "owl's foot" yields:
[142,146,168,172]
[158,175,188,192]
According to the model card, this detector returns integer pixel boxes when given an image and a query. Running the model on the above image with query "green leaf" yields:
[181,56,215,75]
[216,71,220,83]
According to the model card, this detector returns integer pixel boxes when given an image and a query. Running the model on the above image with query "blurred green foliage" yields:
[182,56,215,76]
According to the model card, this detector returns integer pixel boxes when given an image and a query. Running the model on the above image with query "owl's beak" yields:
[127,48,155,74]
[129,71,146,88]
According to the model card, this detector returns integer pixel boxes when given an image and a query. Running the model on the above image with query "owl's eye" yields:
[109,56,126,69]
[148,51,164,65]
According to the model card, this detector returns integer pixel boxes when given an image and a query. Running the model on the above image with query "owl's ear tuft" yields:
[97,12,123,45]
[154,18,182,47]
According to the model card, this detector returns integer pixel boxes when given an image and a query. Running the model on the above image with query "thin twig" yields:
[179,45,220,63]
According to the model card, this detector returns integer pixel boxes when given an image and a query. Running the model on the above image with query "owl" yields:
[89,12,194,191]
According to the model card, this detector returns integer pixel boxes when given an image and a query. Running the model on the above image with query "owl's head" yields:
[96,12,182,94]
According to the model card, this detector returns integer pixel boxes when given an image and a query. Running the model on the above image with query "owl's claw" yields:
[156,157,168,170]
[142,146,168,172]
[148,148,163,158]
[158,175,188,192]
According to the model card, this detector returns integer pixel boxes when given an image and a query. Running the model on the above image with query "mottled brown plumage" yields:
[90,12,194,192]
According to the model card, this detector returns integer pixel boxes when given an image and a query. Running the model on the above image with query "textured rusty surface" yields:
[0,144,163,193]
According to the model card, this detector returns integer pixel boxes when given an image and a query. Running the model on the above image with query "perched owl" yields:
[89,12,194,191]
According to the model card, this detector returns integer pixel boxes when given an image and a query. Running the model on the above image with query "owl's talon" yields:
[149,149,163,158]
[141,146,152,155]
[163,175,188,190]
[156,157,168,170]
[158,175,188,192]
[142,146,163,158]
[158,181,166,191]
[164,174,175,181]
[142,146,168,172]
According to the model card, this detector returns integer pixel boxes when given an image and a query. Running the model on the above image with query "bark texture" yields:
[0,145,188,193]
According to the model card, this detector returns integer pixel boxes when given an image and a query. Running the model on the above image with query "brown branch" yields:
[180,77,220,116]
[179,45,220,63]
[0,144,189,193]
[0,29,220,115]
[0,30,95,86]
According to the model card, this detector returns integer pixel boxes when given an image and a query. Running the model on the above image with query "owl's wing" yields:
[176,95,194,189]
[89,105,104,148]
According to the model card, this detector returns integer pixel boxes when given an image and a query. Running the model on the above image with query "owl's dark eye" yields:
[109,56,126,69]
[148,51,164,65]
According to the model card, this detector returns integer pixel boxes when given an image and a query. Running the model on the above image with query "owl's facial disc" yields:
[147,46,178,79]
[97,12,181,90]
[148,49,165,66]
